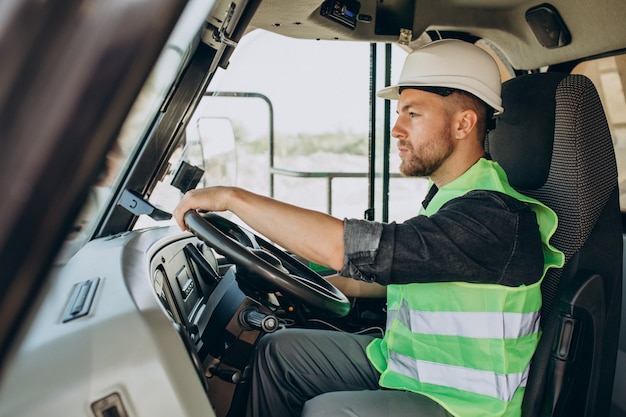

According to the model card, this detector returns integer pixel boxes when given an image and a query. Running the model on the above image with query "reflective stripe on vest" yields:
[387,351,530,402]
[389,299,541,340]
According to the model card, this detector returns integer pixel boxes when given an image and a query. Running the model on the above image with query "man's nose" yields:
[391,119,404,140]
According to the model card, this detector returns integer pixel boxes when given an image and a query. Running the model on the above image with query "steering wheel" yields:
[184,210,351,317]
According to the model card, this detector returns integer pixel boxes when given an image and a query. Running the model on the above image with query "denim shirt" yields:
[340,187,544,287]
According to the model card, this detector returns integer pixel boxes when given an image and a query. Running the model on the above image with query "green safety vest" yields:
[366,158,564,417]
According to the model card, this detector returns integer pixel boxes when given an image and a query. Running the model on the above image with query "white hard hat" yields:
[377,39,504,115]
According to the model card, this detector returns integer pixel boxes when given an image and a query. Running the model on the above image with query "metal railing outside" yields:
[206,91,398,217]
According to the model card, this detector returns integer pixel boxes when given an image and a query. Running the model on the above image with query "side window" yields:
[572,54,626,209]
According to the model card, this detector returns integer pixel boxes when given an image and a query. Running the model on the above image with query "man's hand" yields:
[172,186,235,231]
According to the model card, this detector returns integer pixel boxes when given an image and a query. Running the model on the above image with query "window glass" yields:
[157,31,411,228]
[206,31,374,220]
[572,54,626,209]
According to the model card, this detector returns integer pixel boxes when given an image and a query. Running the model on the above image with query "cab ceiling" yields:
[248,0,626,70]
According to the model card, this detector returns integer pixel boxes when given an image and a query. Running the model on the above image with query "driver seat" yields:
[486,72,622,416]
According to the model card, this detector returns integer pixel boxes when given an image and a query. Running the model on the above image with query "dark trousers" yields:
[245,328,453,417]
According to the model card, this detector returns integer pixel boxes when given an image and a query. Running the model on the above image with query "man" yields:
[173,39,564,417]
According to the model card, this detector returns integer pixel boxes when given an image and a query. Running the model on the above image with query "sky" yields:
[201,30,406,139]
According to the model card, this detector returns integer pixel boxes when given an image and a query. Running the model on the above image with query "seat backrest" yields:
[486,73,623,417]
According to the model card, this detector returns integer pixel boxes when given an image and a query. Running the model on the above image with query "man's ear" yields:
[453,109,478,140]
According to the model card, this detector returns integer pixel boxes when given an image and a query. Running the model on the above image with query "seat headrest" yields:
[487,73,569,190]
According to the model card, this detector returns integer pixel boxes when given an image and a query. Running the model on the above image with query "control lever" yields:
[210,368,242,384]
[239,308,279,333]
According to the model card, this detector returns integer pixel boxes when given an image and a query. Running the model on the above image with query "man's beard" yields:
[399,126,454,177]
